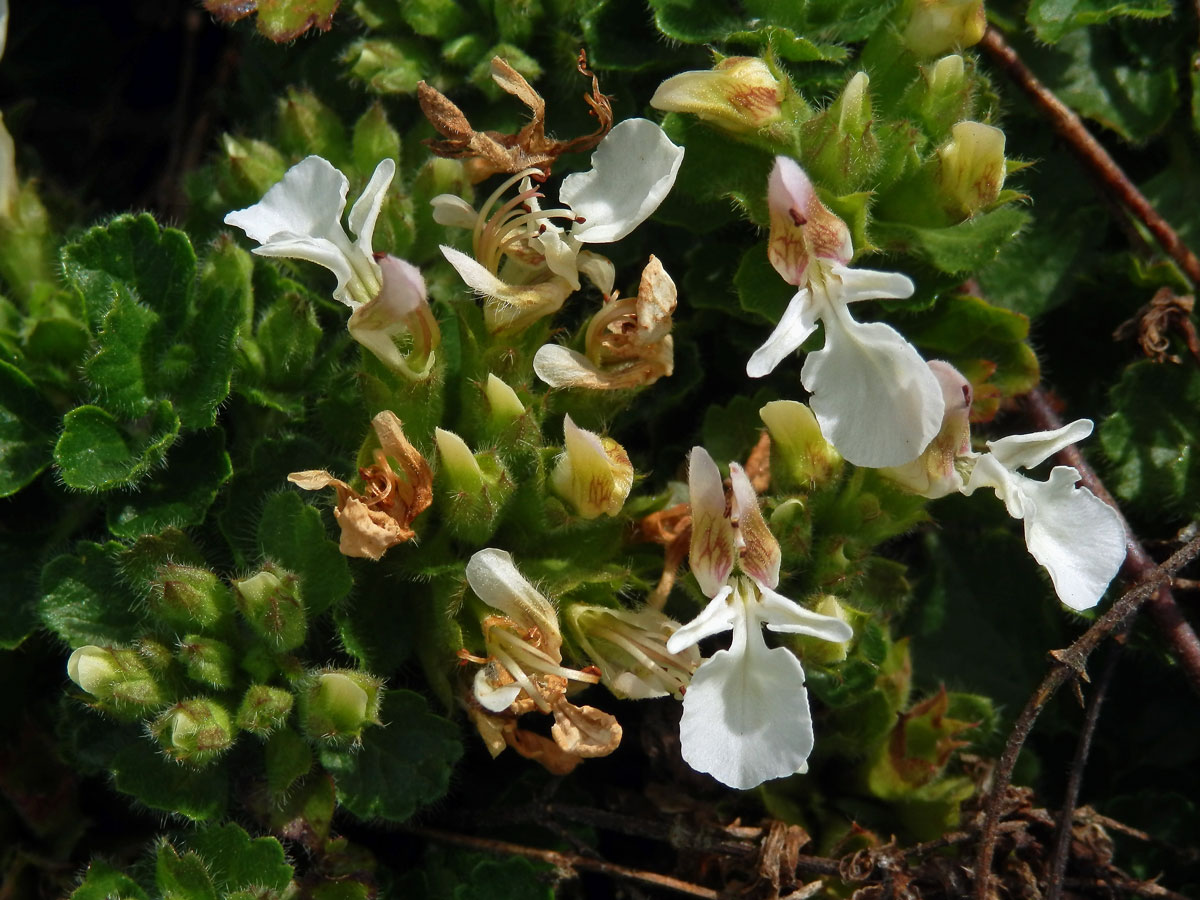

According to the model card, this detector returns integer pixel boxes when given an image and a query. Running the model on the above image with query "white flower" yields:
[746,156,944,469]
[962,419,1126,611]
[567,605,699,700]
[225,155,395,308]
[435,118,683,332]
[665,447,853,789]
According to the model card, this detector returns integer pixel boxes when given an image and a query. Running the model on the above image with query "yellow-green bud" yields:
[236,685,295,736]
[760,401,842,490]
[149,564,233,631]
[352,103,401,175]
[550,415,634,519]
[177,636,236,690]
[434,428,514,542]
[901,0,987,58]
[799,71,876,192]
[298,670,384,743]
[221,135,287,198]
[651,56,784,134]
[67,645,166,711]
[935,122,1006,219]
[344,39,424,94]
[152,698,234,766]
[234,568,307,651]
[485,373,526,427]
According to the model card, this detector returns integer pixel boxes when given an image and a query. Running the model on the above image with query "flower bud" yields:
[67,645,166,712]
[236,684,295,736]
[148,564,234,631]
[298,670,384,743]
[434,428,514,542]
[903,55,972,136]
[347,256,441,380]
[220,135,288,199]
[234,568,307,651]
[485,373,526,427]
[800,71,876,192]
[935,122,1006,220]
[759,401,842,490]
[152,698,235,766]
[651,57,784,135]
[795,595,852,665]
[901,0,987,58]
[550,416,634,519]
[344,39,423,94]
[277,88,346,161]
[352,103,400,175]
[177,636,236,690]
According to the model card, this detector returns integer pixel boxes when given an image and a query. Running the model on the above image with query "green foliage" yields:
[0,359,55,496]
[40,541,143,647]
[1100,361,1200,521]
[319,690,462,822]
[203,0,341,42]
[71,861,151,900]
[256,492,352,616]
[1026,0,1172,44]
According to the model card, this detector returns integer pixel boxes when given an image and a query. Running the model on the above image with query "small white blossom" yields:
[666,447,853,789]
[746,157,944,469]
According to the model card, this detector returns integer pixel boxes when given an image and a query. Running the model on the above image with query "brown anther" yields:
[574,215,587,224]
[581,665,602,678]
[789,208,808,226]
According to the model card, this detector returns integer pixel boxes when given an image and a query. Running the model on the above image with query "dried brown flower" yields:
[288,410,432,560]
[418,52,613,183]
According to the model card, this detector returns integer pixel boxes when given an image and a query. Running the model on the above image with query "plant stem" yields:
[978,27,1200,286]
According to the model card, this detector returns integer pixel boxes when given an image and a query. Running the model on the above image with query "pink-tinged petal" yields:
[678,613,815,789]
[746,288,819,378]
[729,463,780,589]
[766,157,853,285]
[757,585,855,642]
[688,447,736,596]
[802,307,944,468]
[986,419,1094,473]
[665,585,736,654]
[829,265,915,303]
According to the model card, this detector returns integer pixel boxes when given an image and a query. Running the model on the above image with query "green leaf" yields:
[81,288,160,418]
[182,823,294,894]
[647,0,744,45]
[319,690,462,822]
[726,25,848,63]
[204,0,340,42]
[1100,361,1200,520]
[112,738,228,821]
[265,729,314,797]
[453,858,554,900]
[106,430,233,538]
[71,860,150,900]
[334,564,416,674]
[0,359,56,496]
[872,207,1032,274]
[55,400,180,491]
[62,214,194,335]
[1024,27,1177,142]
[40,541,143,646]
[1027,0,1171,44]
[156,844,218,900]
[0,539,40,649]
[257,491,352,615]
[170,238,251,429]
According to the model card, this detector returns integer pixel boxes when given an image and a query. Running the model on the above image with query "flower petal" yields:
[250,235,358,307]
[688,447,736,596]
[666,585,736,653]
[225,155,349,244]
[729,463,780,590]
[757,585,855,641]
[431,194,479,228]
[560,118,685,244]
[829,265,915,303]
[985,419,1094,473]
[465,548,561,644]
[533,344,608,389]
[746,288,820,378]
[347,157,396,257]
[1017,466,1126,610]
[678,620,814,789]
[474,669,523,713]
[802,307,944,468]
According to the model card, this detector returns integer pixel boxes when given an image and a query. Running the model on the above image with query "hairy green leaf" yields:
[40,541,143,646]
[54,401,180,491]
[257,491,352,615]
[0,359,55,497]
[1027,0,1172,44]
